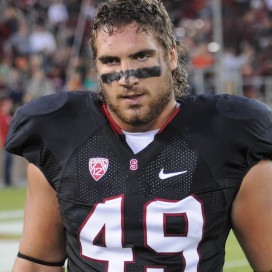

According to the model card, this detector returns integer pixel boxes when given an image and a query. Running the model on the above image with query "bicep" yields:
[231,160,272,271]
[18,163,66,264]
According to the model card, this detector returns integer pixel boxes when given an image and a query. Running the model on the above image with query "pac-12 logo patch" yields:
[89,158,109,181]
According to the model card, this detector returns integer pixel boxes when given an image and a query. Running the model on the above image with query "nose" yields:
[118,61,139,86]
[118,69,139,86]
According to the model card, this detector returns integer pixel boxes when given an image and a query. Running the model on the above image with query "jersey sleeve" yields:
[6,92,70,160]
[177,94,272,183]
[5,91,105,190]
[5,93,70,189]
[217,95,272,165]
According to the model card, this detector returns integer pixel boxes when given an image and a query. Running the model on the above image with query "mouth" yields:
[120,93,145,105]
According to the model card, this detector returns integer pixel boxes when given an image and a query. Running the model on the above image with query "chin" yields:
[122,111,155,126]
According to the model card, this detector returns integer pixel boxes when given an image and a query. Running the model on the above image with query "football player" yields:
[6,0,272,271]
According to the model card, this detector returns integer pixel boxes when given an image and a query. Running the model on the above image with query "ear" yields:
[169,46,178,71]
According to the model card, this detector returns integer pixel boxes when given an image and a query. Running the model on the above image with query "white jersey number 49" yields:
[79,195,204,272]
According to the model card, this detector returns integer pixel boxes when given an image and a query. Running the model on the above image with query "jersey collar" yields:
[100,103,181,137]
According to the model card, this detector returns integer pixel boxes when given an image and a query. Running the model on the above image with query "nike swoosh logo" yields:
[159,168,187,180]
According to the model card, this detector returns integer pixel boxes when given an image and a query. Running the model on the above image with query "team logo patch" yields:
[89,158,109,181]
[130,159,138,171]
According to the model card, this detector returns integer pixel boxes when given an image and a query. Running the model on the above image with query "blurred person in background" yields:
[65,71,83,92]
[222,47,253,95]
[0,96,13,187]
[6,68,26,107]
[48,0,69,30]
[4,22,32,56]
[29,22,57,55]
[24,68,55,102]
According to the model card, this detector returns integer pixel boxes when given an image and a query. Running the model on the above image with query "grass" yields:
[224,231,250,271]
[0,187,27,211]
[0,187,251,271]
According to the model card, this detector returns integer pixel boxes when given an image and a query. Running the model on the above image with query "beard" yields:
[98,70,174,127]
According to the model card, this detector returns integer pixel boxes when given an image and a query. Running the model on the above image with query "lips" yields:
[121,93,145,105]
[123,93,143,99]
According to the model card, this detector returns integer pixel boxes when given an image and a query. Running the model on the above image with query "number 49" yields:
[79,195,204,272]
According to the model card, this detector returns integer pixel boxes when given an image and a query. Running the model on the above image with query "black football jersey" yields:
[5,92,272,272]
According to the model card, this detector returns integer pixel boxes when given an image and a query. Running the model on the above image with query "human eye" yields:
[99,57,120,66]
[107,58,119,65]
[134,50,155,62]
[137,53,149,62]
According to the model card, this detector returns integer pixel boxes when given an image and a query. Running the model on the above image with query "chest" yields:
[58,129,237,231]
[56,130,239,271]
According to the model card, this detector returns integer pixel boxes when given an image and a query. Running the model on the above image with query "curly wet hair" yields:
[90,0,190,98]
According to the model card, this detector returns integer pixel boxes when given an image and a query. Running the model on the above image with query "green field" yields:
[0,187,251,271]
[225,232,250,271]
[0,187,27,211]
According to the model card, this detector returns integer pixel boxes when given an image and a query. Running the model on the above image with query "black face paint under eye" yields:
[101,65,161,84]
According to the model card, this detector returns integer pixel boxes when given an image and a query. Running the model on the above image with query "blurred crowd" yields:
[0,0,272,111]
[0,0,100,111]
[170,0,272,97]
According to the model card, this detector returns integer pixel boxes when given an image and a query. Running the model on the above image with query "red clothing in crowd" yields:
[0,113,11,147]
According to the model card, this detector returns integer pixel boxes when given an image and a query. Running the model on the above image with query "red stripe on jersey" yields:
[101,103,181,136]
[100,103,124,136]
[157,105,180,134]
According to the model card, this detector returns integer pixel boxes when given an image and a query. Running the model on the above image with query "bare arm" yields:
[12,163,67,272]
[231,160,272,272]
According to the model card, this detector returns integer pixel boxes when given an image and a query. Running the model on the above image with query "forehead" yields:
[95,23,160,57]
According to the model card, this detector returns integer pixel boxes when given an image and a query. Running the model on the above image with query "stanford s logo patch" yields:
[89,158,109,181]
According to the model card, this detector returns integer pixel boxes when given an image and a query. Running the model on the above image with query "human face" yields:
[95,23,177,132]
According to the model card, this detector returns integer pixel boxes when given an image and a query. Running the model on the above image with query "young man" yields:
[5,0,272,271]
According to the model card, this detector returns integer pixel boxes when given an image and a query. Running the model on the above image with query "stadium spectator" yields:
[29,22,57,54]
[5,23,32,56]
[191,43,214,69]
[2,5,20,36]
[6,68,25,106]
[266,0,272,16]
[222,47,252,95]
[65,71,83,91]
[0,97,14,187]
[24,68,55,102]
[83,0,98,20]
[0,56,13,95]
[48,0,69,28]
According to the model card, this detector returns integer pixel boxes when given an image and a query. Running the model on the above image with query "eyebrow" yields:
[98,56,119,63]
[129,49,157,58]
[98,49,157,62]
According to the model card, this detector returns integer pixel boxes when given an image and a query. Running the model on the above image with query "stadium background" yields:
[1,0,272,271]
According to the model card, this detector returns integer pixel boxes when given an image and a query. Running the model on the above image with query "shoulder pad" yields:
[18,92,69,117]
[216,94,272,121]
[5,91,105,167]
[176,94,272,175]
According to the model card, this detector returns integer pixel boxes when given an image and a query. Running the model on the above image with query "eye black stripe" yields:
[101,65,161,84]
